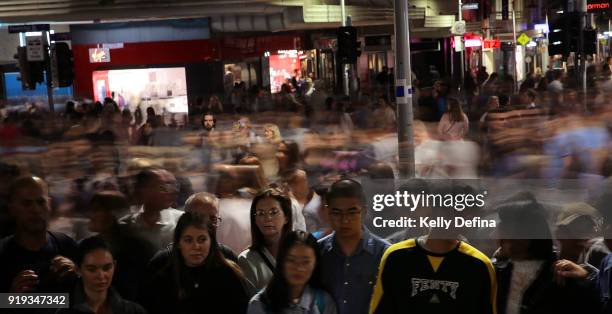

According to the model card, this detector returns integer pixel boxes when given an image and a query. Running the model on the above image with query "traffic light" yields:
[337,26,361,63]
[14,47,31,90]
[14,46,44,90]
[548,12,597,57]
[547,12,579,57]
[583,28,597,55]
[53,42,74,87]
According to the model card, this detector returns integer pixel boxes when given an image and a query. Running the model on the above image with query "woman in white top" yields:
[247,230,337,314]
[238,188,294,295]
[437,97,469,141]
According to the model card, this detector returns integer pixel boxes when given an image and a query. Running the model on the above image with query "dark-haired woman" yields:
[57,236,146,314]
[277,140,301,175]
[141,212,249,314]
[437,98,469,141]
[247,230,336,314]
[494,201,600,314]
[87,191,157,301]
[238,188,294,295]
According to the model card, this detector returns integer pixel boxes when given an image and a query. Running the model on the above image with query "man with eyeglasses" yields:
[318,179,390,314]
[147,192,238,268]
[120,168,183,251]
[0,176,78,313]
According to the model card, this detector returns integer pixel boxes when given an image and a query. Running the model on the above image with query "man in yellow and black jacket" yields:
[369,232,496,314]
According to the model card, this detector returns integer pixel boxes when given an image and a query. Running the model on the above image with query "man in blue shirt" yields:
[318,179,390,314]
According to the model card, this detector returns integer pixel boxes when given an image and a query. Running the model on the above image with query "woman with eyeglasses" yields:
[140,212,249,314]
[238,188,294,295]
[247,230,337,314]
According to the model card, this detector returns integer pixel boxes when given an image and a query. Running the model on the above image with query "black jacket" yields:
[56,283,146,314]
[141,259,248,314]
[495,257,600,314]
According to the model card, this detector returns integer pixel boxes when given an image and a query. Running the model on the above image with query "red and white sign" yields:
[463,33,483,48]
[483,39,501,49]
[89,48,110,63]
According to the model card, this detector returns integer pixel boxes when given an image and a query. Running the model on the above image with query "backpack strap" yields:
[314,288,326,314]
[256,249,275,273]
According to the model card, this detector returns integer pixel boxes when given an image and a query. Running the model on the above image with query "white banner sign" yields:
[26,36,45,61]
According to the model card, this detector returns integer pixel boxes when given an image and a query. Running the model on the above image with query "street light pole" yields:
[44,30,54,112]
[579,0,587,101]
[340,0,350,96]
[511,0,518,93]
[341,0,346,26]
[394,0,415,178]
[459,0,465,92]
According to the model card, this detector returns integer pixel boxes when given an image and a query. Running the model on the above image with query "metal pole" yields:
[511,0,518,93]
[394,0,415,178]
[44,30,54,112]
[579,0,587,104]
[459,0,465,92]
[341,0,350,96]
[341,0,346,27]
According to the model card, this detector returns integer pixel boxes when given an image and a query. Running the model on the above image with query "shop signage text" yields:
[483,39,501,49]
[89,48,110,63]
[587,0,611,11]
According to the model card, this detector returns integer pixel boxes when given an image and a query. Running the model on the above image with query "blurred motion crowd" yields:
[3,65,612,314]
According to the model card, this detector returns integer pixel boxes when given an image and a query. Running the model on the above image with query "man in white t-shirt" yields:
[120,168,183,251]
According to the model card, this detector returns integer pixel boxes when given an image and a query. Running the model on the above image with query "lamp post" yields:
[512,0,519,93]
[394,0,415,178]
[459,0,465,92]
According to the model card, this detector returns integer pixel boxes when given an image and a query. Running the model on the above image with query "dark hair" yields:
[497,201,554,261]
[367,162,395,179]
[446,98,464,122]
[263,230,323,312]
[7,176,48,204]
[278,140,301,173]
[249,188,293,251]
[326,179,366,207]
[201,112,216,129]
[121,108,132,119]
[134,167,171,191]
[65,101,76,114]
[171,212,239,299]
[76,236,113,266]
[89,191,128,215]
[0,162,20,179]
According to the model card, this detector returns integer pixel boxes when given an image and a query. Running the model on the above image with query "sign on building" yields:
[89,48,111,63]
[8,24,50,33]
[587,0,611,12]
[26,36,45,61]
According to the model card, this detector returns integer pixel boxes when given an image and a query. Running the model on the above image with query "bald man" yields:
[0,176,78,300]
[120,168,183,251]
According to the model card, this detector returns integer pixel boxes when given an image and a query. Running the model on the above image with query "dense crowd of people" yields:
[3,64,612,314]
